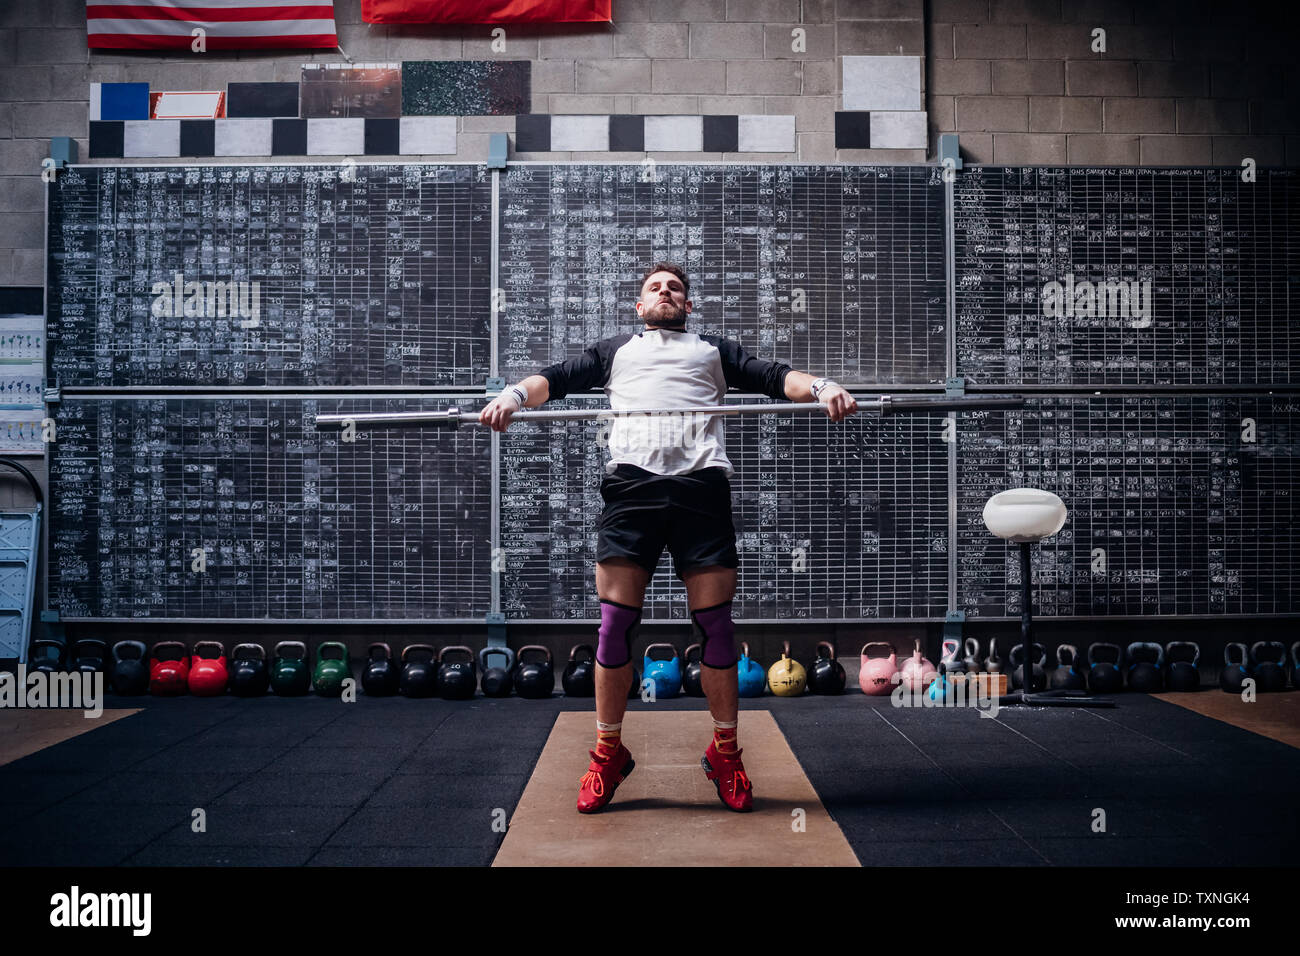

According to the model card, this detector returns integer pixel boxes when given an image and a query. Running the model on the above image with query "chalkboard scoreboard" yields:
[48,396,492,619]
[958,394,1300,618]
[42,162,1300,621]
[500,397,950,622]
[955,167,1300,387]
[47,164,492,387]
[499,164,949,385]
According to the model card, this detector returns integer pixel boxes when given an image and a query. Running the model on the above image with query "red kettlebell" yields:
[899,638,938,693]
[859,642,898,696]
[150,641,191,696]
[189,640,230,696]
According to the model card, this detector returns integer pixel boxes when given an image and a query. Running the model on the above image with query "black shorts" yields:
[597,464,740,580]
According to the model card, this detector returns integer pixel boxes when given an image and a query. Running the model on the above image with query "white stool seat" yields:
[982,488,1067,543]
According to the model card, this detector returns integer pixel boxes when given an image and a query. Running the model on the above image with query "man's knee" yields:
[691,600,738,669]
[596,599,642,668]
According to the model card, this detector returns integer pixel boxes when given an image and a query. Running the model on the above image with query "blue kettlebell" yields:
[642,643,682,699]
[737,642,767,698]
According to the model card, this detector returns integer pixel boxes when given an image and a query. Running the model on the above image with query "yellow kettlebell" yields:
[767,641,807,697]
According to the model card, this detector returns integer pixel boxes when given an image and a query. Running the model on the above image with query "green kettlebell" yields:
[270,640,311,696]
[313,641,351,696]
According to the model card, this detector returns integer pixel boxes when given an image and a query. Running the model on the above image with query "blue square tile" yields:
[99,82,149,121]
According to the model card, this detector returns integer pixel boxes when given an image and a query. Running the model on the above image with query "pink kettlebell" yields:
[899,639,938,692]
[859,642,898,696]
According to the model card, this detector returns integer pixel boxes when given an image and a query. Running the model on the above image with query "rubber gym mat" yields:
[0,709,140,767]
[493,710,860,867]
[1153,691,1300,750]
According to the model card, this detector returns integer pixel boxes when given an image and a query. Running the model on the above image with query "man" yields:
[480,263,858,813]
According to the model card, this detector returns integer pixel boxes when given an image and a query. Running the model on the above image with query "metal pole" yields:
[315,396,1027,429]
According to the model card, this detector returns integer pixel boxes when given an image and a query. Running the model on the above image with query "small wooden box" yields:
[965,673,1008,697]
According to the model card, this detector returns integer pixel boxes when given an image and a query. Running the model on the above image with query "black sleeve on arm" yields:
[709,336,794,400]
[537,335,629,401]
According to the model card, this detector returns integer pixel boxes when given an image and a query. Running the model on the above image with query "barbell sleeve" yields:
[313,395,1026,430]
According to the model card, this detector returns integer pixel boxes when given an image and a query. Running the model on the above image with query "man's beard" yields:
[644,300,686,330]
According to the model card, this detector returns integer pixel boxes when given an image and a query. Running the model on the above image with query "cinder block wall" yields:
[928,0,1300,165]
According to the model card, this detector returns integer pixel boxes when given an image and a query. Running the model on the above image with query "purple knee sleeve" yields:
[596,600,642,668]
[692,601,738,668]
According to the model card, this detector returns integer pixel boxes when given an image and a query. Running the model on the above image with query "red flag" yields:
[86,1,339,50]
[362,0,610,23]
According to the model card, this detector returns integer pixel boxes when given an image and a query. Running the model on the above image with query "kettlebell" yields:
[313,641,351,696]
[962,637,982,674]
[399,644,437,698]
[189,641,229,697]
[270,640,311,696]
[362,642,400,697]
[859,642,898,696]
[1249,641,1287,693]
[767,641,807,697]
[807,641,846,695]
[1220,643,1251,694]
[110,640,150,695]
[229,643,270,697]
[1009,642,1047,692]
[1291,641,1300,691]
[899,639,938,692]
[479,646,516,698]
[737,643,767,697]
[1086,642,1123,694]
[561,644,596,697]
[513,644,554,699]
[938,638,966,676]
[72,639,108,675]
[149,641,191,696]
[682,643,705,697]
[1049,644,1086,691]
[1164,641,1201,692]
[643,643,682,700]
[986,637,1003,674]
[29,638,66,675]
[1125,641,1164,693]
[435,645,477,700]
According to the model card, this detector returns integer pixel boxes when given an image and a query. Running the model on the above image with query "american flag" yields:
[86,0,339,50]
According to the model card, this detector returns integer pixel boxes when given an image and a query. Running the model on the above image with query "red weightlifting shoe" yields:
[702,740,753,812]
[577,743,635,814]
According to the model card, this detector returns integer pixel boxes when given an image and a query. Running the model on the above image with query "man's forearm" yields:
[514,375,550,407]
[783,371,819,402]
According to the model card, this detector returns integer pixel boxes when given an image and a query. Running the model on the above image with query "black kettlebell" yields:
[1086,642,1123,693]
[1250,641,1287,693]
[362,642,399,696]
[1164,641,1201,692]
[985,638,1002,675]
[479,646,515,698]
[682,643,705,697]
[1009,642,1046,692]
[1220,643,1251,694]
[29,638,66,675]
[962,637,982,674]
[808,640,847,695]
[110,640,150,695]
[1291,641,1300,691]
[1049,644,1085,691]
[399,643,438,698]
[436,645,477,700]
[513,644,554,699]
[1126,641,1164,693]
[562,644,596,697]
[72,639,108,675]
[229,643,269,697]
[938,638,966,677]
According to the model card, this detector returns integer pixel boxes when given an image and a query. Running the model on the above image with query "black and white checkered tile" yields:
[89,117,458,158]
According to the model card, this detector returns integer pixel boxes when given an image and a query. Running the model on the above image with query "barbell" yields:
[315,395,1027,430]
